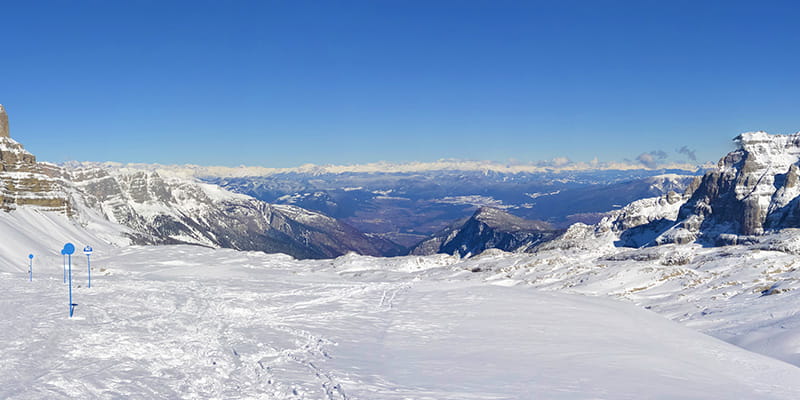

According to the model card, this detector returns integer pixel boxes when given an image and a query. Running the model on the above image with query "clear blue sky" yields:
[2,0,800,167]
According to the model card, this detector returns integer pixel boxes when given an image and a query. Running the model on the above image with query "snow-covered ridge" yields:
[576,131,800,247]
[0,136,34,156]
[64,165,391,259]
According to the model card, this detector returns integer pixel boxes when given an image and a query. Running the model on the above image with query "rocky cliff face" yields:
[410,207,560,257]
[0,105,70,213]
[0,105,9,138]
[656,132,800,244]
[594,131,800,247]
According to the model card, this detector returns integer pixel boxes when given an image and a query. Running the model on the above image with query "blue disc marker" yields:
[63,243,75,255]
[83,246,93,288]
[27,254,33,281]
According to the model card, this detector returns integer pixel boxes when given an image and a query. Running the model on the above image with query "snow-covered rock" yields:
[673,131,800,241]
[409,207,559,257]
[0,106,69,213]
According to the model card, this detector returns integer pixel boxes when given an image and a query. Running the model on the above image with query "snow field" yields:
[2,245,800,399]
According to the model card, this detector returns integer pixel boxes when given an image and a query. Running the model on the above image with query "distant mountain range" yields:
[200,168,700,248]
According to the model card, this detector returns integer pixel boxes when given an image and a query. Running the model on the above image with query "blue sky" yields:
[2,1,800,167]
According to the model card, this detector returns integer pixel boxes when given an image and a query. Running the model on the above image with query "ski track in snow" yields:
[0,247,416,400]
[3,245,800,399]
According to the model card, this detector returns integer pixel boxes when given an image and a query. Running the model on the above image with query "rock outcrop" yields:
[0,105,70,213]
[599,131,800,247]
[0,104,9,138]
[658,132,800,244]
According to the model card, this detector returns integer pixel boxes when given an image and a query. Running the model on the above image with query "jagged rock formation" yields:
[0,105,70,213]
[593,131,800,247]
[654,132,800,245]
[410,207,560,257]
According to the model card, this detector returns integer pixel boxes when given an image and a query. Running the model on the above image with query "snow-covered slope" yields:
[2,245,800,399]
[66,165,394,259]
[0,207,126,273]
[3,203,800,398]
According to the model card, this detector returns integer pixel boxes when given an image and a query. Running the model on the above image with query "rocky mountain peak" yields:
[410,207,559,257]
[604,131,800,247]
[0,105,69,213]
[0,104,8,138]
[472,206,552,232]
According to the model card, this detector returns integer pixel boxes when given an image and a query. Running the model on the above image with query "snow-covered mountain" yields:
[66,165,397,259]
[599,131,800,247]
[410,207,560,257]
[0,107,394,259]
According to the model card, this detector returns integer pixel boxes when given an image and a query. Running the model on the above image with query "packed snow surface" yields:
[0,244,799,399]
[3,209,800,398]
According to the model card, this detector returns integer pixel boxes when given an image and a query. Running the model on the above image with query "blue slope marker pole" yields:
[63,243,76,318]
[28,254,33,281]
[83,246,93,288]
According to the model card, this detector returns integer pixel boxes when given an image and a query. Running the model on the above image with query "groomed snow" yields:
[0,243,799,399]
[3,208,800,398]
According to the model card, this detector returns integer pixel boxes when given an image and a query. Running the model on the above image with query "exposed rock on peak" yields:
[471,206,552,232]
[410,207,560,257]
[596,131,800,247]
[0,104,9,138]
[0,105,69,213]
[670,132,800,241]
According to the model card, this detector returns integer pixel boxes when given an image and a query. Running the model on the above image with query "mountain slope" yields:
[410,207,560,257]
[68,166,392,259]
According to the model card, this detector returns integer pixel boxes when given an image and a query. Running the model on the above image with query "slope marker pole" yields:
[84,246,93,288]
[63,243,76,318]
[28,254,33,281]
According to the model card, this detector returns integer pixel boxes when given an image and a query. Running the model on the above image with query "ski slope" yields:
[3,208,800,398]
[2,244,800,399]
